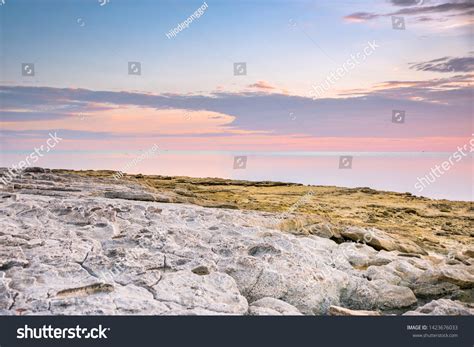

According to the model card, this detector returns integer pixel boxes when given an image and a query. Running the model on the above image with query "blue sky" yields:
[0,0,472,153]
[1,0,471,94]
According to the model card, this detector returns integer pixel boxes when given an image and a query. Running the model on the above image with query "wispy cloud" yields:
[409,54,474,73]
[1,72,471,149]
[344,0,474,23]
[344,12,381,22]
[390,0,424,6]
[392,1,474,16]
[248,80,276,90]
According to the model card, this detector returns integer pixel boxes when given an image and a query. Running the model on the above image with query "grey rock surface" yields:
[0,170,472,315]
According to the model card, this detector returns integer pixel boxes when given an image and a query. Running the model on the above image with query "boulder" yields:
[413,265,474,298]
[341,278,417,311]
[403,299,474,316]
[341,227,427,255]
[249,297,302,315]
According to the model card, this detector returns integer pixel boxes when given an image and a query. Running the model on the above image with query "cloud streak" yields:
[390,0,424,6]
[409,55,474,73]
[248,80,276,90]
[1,70,471,152]
[344,0,474,22]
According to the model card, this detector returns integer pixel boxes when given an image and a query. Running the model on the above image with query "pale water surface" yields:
[1,151,472,201]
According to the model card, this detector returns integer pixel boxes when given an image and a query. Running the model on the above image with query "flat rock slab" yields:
[328,305,381,316]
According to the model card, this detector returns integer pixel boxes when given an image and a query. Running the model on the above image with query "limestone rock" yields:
[403,299,474,316]
[341,227,427,255]
[0,170,471,316]
[0,248,28,270]
[341,278,417,311]
[104,191,157,202]
[413,265,474,298]
[152,271,248,314]
[277,217,339,239]
[328,305,381,316]
[249,297,302,315]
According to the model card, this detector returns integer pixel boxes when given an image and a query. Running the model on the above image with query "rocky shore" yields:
[0,168,472,315]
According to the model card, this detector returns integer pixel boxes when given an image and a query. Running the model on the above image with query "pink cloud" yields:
[248,80,276,90]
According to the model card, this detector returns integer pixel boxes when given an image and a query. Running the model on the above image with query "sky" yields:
[0,0,473,199]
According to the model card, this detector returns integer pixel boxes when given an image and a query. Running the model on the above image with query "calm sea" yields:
[1,150,472,201]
